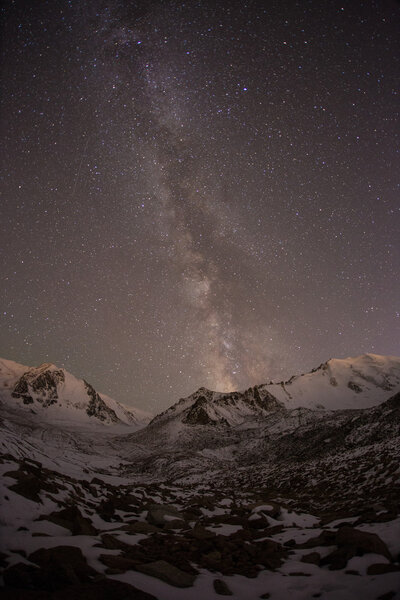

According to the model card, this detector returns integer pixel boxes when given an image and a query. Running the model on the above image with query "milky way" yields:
[1,0,399,410]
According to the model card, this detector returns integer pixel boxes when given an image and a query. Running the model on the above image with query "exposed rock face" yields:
[11,364,65,406]
[183,396,223,425]
[348,381,362,393]
[182,387,285,426]
[84,381,118,422]
[2,357,151,427]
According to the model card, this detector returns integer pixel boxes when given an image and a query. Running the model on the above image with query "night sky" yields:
[1,0,399,411]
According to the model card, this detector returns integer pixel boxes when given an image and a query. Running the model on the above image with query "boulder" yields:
[163,518,187,530]
[98,534,132,552]
[135,560,196,587]
[3,562,44,589]
[320,526,393,570]
[146,504,184,527]
[336,526,392,561]
[28,545,98,587]
[1,578,157,599]
[301,552,321,565]
[189,524,217,540]
[213,578,233,595]
[41,505,97,536]
[124,521,159,534]
[5,469,42,502]
[367,563,400,575]
[99,554,138,573]
[3,547,101,594]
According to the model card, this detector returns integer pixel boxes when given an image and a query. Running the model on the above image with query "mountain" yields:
[149,353,400,429]
[1,353,400,600]
[0,357,151,427]
[264,353,400,410]
[119,354,400,484]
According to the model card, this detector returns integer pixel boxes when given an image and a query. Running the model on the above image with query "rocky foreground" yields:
[1,428,399,599]
[1,355,400,598]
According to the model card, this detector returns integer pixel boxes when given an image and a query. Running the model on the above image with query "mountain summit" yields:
[149,353,400,429]
[0,358,151,427]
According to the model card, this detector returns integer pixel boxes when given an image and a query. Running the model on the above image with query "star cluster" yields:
[1,0,399,410]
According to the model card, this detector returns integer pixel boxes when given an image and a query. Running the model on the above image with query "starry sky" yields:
[1,0,399,411]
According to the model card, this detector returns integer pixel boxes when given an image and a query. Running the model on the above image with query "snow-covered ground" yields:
[1,353,399,599]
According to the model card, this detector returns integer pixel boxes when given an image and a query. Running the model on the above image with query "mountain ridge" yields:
[149,353,400,429]
[0,357,151,428]
[2,353,400,431]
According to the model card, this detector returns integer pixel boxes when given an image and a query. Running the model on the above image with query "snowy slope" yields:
[151,385,283,428]
[150,354,400,431]
[0,358,151,428]
[264,353,400,410]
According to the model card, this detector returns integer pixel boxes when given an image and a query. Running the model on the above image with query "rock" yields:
[345,569,360,575]
[257,539,286,570]
[1,579,158,599]
[321,527,393,571]
[28,545,98,588]
[91,477,105,486]
[146,504,184,527]
[336,526,392,561]
[85,381,119,423]
[323,547,355,570]
[250,502,281,520]
[135,560,196,587]
[189,524,217,540]
[57,580,157,599]
[6,470,42,502]
[203,550,222,570]
[98,534,132,552]
[3,548,102,595]
[301,552,321,565]
[297,530,336,548]
[3,562,43,589]
[124,521,159,534]
[367,563,400,575]
[99,554,138,573]
[98,498,115,521]
[163,518,187,530]
[22,458,43,476]
[213,578,233,595]
[376,592,396,600]
[248,516,269,530]
[42,505,97,535]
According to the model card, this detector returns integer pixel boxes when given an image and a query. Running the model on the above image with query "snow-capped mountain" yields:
[0,358,151,427]
[150,385,284,428]
[150,353,400,429]
[264,353,400,410]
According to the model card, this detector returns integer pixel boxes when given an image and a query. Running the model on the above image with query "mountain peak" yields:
[151,354,400,430]
[0,358,150,428]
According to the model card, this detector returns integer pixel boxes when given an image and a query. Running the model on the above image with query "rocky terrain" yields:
[0,354,400,599]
